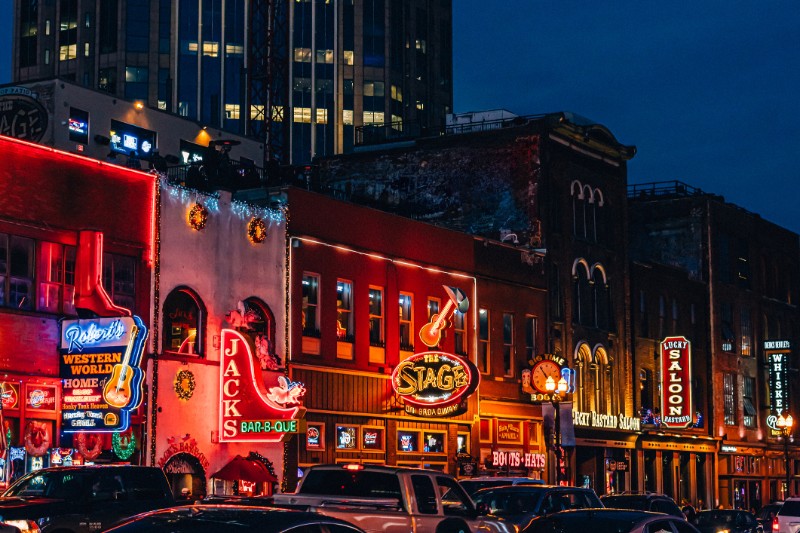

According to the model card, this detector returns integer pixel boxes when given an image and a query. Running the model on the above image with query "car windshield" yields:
[4,471,88,499]
[473,490,540,514]
[461,480,513,495]
[298,469,402,499]
[601,497,648,511]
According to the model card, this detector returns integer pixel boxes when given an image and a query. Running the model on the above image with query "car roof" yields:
[601,493,672,500]
[537,509,677,522]
[463,477,544,482]
[108,505,366,531]
[473,485,588,494]
[306,464,442,475]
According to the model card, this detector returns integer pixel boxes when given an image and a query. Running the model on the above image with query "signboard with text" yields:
[219,328,305,443]
[59,316,147,432]
[765,340,791,434]
[659,336,693,429]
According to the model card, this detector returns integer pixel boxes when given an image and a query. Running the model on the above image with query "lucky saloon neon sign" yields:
[219,328,305,442]
[660,336,693,429]
[59,315,147,432]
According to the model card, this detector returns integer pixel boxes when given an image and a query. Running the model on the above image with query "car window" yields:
[646,519,678,533]
[653,499,682,516]
[562,491,597,510]
[541,492,570,514]
[412,474,439,515]
[90,472,126,502]
[780,501,800,517]
[436,476,472,516]
[299,470,403,500]
[124,468,171,501]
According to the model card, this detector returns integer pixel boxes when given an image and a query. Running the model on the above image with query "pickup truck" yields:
[272,464,515,533]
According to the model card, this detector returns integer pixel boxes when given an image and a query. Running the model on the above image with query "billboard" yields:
[59,316,148,432]
[110,119,157,160]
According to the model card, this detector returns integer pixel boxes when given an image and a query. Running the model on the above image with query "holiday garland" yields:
[247,217,268,243]
[188,202,209,231]
[174,370,196,400]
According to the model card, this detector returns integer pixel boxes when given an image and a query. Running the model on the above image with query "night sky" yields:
[0,2,797,234]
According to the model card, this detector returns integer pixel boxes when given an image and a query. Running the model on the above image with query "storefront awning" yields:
[210,455,277,483]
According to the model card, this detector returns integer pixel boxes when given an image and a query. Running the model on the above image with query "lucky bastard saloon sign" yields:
[59,316,148,432]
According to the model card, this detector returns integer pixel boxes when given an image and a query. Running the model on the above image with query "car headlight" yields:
[716,529,730,533]
[3,519,41,533]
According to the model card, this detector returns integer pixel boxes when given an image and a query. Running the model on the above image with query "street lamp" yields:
[777,411,794,498]
[546,375,569,485]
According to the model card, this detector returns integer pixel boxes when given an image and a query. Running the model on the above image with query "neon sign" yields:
[491,451,546,469]
[391,351,479,417]
[219,329,305,442]
[59,316,148,432]
[659,336,693,429]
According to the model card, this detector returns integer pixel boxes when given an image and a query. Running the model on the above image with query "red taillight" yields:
[343,464,364,471]
[773,516,780,532]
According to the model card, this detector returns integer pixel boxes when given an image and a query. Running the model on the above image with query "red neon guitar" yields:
[103,325,139,408]
[419,286,469,348]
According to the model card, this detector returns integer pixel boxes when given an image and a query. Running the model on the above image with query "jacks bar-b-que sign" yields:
[659,336,693,429]
[219,328,305,443]
[59,316,148,432]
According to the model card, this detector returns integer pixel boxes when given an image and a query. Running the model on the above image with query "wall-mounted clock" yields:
[531,360,562,394]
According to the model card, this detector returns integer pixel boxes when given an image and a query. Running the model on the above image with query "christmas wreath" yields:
[174,370,196,400]
[112,431,136,460]
[75,431,103,461]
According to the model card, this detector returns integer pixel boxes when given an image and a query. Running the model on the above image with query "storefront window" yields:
[335,425,358,450]
[423,432,445,453]
[362,427,384,451]
[163,287,204,356]
[398,430,420,452]
[457,432,470,454]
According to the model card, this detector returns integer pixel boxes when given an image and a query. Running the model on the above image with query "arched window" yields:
[163,287,205,356]
[572,259,591,326]
[594,346,610,414]
[571,180,586,239]
[242,297,281,370]
[592,265,609,329]
[575,342,592,412]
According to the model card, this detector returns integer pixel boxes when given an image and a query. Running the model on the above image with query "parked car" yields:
[103,505,366,533]
[756,502,783,531]
[600,492,684,518]
[470,484,603,530]
[272,464,515,533]
[460,477,545,498]
[520,508,701,533]
[693,509,762,533]
[0,465,175,533]
[773,498,800,533]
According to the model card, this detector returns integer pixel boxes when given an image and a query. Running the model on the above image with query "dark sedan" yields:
[102,505,366,533]
[521,508,700,533]
[692,509,762,533]
[472,485,603,530]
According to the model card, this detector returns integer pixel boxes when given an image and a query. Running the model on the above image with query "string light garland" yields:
[282,205,291,494]
[188,202,209,230]
[247,217,268,243]
[174,370,196,400]
[149,184,163,467]
[112,431,137,460]
[231,199,284,223]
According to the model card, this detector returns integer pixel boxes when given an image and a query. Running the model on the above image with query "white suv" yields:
[774,497,800,533]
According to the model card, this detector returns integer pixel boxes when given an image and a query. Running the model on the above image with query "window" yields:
[368,287,384,347]
[243,297,279,370]
[336,280,353,342]
[478,309,490,373]
[426,297,440,346]
[36,242,76,315]
[398,430,420,452]
[162,287,204,356]
[301,273,320,337]
[740,307,752,356]
[721,303,735,353]
[0,235,35,310]
[743,376,756,428]
[399,293,413,352]
[436,476,472,515]
[737,238,750,289]
[502,313,514,377]
[525,316,537,361]
[723,373,736,426]
[638,290,649,336]
[453,309,467,356]
[102,253,136,311]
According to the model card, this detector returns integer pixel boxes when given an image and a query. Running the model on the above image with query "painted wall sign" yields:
[572,410,641,432]
[0,87,48,142]
[59,316,148,432]
[491,451,546,469]
[157,434,210,471]
[391,351,480,417]
[497,421,523,444]
[659,336,693,429]
[25,385,57,411]
[219,328,305,442]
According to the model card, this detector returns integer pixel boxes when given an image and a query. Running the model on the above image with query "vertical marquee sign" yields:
[219,328,305,443]
[765,340,791,434]
[59,316,148,432]
[660,336,693,429]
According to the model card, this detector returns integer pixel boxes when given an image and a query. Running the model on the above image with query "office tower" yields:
[11,0,453,165]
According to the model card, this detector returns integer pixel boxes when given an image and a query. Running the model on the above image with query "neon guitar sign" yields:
[419,286,469,348]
